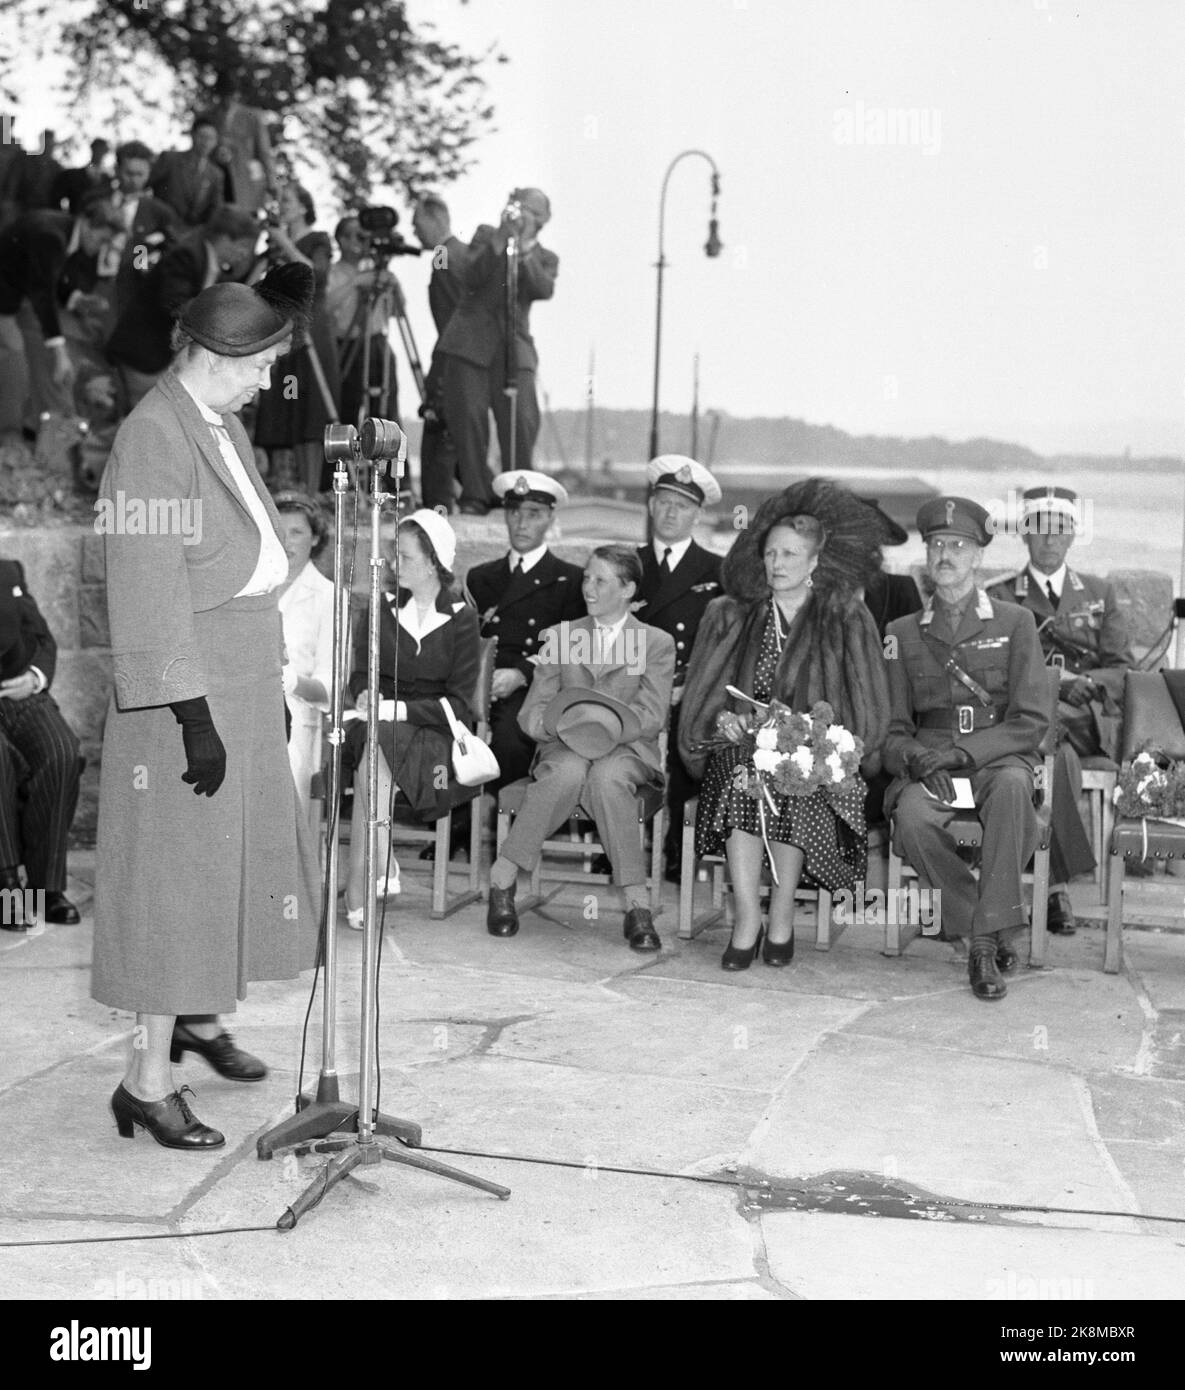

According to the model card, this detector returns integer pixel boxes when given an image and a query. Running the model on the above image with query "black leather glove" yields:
[169,696,226,797]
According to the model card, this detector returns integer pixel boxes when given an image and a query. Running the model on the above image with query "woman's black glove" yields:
[169,696,226,797]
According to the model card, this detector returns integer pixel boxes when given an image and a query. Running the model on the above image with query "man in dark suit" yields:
[0,195,122,436]
[50,138,112,215]
[437,187,558,514]
[884,497,1050,1002]
[986,485,1134,934]
[413,193,470,511]
[0,558,82,931]
[149,117,224,229]
[465,471,587,788]
[103,141,181,322]
[633,456,723,880]
[106,205,259,407]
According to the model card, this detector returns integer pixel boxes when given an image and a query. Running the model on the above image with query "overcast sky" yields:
[9,0,1185,456]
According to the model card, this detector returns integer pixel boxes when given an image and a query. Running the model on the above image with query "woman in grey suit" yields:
[93,265,319,1151]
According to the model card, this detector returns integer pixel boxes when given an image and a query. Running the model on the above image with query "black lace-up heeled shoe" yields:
[170,1023,267,1082]
[110,1084,225,1150]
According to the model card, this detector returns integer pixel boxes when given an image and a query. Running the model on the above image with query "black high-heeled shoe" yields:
[763,927,795,967]
[170,1023,268,1082]
[110,1083,225,1150]
[721,927,764,971]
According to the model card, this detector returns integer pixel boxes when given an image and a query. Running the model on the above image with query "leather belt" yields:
[917,705,1002,733]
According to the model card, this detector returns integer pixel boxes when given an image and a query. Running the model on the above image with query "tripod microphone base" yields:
[275,1134,511,1230]
[256,1088,422,1160]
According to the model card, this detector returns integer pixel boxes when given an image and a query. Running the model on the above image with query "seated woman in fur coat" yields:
[678,479,891,971]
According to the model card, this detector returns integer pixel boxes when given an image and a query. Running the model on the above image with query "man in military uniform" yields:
[632,455,723,881]
[986,485,1133,934]
[884,498,1050,1001]
[465,470,586,789]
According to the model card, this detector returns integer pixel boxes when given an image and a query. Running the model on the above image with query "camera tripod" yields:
[339,264,427,502]
[256,420,510,1227]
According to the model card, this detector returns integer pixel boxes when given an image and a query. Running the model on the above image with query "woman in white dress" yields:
[275,492,334,829]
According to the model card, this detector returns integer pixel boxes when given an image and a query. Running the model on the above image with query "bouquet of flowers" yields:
[1113,748,1185,821]
[727,694,865,880]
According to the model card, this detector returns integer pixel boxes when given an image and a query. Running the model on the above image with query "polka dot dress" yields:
[695,604,867,891]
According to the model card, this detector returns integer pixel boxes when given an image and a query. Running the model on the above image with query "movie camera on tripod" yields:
[356,206,423,262]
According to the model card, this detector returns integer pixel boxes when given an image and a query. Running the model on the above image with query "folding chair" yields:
[1104,671,1185,973]
[496,730,667,916]
[886,670,1060,963]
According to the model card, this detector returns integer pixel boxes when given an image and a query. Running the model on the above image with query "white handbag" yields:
[438,698,500,787]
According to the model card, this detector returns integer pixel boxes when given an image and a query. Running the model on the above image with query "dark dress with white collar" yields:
[343,588,481,822]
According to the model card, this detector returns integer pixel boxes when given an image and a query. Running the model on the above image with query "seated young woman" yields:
[341,509,480,924]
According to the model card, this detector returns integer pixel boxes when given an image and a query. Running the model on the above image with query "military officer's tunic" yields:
[883,588,1050,940]
[633,539,722,867]
[986,565,1133,882]
[466,549,586,786]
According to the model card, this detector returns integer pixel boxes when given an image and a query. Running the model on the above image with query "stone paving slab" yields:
[761,1210,1185,1301]
[746,1032,1141,1225]
[0,1220,219,1301]
[175,1160,755,1300]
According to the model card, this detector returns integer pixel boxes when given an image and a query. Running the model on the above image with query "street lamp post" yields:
[648,150,722,463]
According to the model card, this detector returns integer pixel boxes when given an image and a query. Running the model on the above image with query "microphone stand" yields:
[504,227,520,469]
[258,423,509,1226]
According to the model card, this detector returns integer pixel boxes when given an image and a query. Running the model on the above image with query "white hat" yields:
[402,508,457,571]
[647,454,722,506]
[492,470,569,507]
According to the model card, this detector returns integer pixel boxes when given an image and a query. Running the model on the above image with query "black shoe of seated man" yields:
[419,835,469,863]
[623,907,661,952]
[996,939,1019,975]
[170,1022,268,1081]
[487,883,519,937]
[969,939,1007,1001]
[42,890,81,924]
[1046,891,1077,935]
[0,866,28,931]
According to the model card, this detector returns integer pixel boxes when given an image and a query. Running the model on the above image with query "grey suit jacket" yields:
[99,370,285,709]
[517,614,675,775]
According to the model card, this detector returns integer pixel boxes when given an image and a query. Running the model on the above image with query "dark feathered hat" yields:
[178,262,314,357]
[722,477,885,606]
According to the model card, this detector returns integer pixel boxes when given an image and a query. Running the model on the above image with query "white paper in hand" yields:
[924,776,975,808]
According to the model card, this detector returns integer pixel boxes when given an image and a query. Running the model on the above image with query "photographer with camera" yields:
[252,183,342,492]
[437,187,558,515]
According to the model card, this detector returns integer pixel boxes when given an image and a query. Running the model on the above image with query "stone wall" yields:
[1,516,1176,844]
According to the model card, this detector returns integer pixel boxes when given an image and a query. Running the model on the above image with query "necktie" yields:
[659,547,672,577]
[513,557,524,575]
[1047,581,1059,610]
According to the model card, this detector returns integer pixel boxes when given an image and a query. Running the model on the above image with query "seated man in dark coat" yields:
[0,557,82,930]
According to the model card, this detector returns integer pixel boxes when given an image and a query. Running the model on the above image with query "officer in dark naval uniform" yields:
[465,470,586,788]
[632,455,723,880]
[0,557,82,930]
[883,498,1049,1002]
[987,485,1133,935]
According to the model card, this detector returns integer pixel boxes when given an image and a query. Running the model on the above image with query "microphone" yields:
[704,218,723,258]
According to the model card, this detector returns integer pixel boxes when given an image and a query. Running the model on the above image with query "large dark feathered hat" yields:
[722,477,885,605]
[178,262,314,357]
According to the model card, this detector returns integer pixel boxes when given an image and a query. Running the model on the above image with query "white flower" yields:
[826,751,845,783]
[827,725,856,754]
[753,749,785,774]
[755,726,779,750]
[791,745,814,775]
[1132,752,1157,769]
